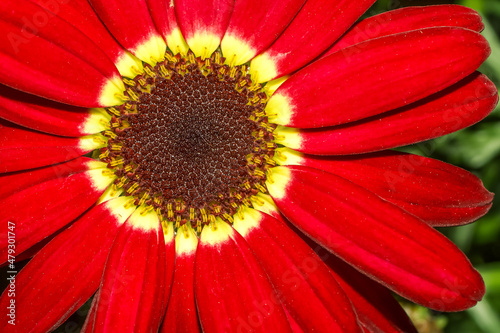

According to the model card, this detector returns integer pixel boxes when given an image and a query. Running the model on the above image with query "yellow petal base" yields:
[233,206,263,238]
[81,108,111,135]
[273,147,305,166]
[250,52,278,83]
[273,126,302,150]
[221,34,256,66]
[166,28,190,55]
[264,76,288,95]
[265,93,293,126]
[132,34,167,66]
[106,196,137,225]
[99,76,126,107]
[128,205,161,231]
[266,166,292,201]
[86,168,116,192]
[200,219,234,247]
[175,224,198,256]
[115,51,145,78]
[187,31,221,59]
[79,133,108,152]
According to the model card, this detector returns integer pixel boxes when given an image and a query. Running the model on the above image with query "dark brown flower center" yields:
[100,52,276,231]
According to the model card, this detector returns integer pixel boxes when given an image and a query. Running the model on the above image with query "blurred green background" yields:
[372,1,500,332]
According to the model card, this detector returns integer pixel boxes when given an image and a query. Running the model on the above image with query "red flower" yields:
[0,0,497,332]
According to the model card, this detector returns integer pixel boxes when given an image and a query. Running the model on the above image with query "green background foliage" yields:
[373,1,500,332]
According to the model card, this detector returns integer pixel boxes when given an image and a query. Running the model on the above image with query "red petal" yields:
[0,157,94,200]
[267,166,485,311]
[0,0,124,107]
[319,248,418,333]
[175,0,234,59]
[161,222,176,314]
[161,225,200,333]
[276,73,498,155]
[249,0,375,83]
[295,229,417,332]
[0,167,115,263]
[276,148,494,226]
[0,84,110,137]
[267,27,490,128]
[0,121,106,172]
[0,197,136,332]
[327,5,484,56]
[233,207,361,332]
[30,0,142,78]
[194,220,292,332]
[93,208,166,332]
[220,0,306,65]
[88,0,166,65]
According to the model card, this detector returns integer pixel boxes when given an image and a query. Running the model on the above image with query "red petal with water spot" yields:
[250,0,375,82]
[234,208,361,332]
[269,27,489,128]
[0,197,135,332]
[267,166,485,311]
[0,168,113,263]
[0,0,123,107]
[283,73,498,155]
[0,121,105,172]
[279,149,494,226]
[93,211,166,332]
[326,5,484,56]
[195,221,292,332]
[0,84,108,137]
[220,0,306,65]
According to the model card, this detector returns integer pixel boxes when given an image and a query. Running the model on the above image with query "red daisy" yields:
[0,0,497,332]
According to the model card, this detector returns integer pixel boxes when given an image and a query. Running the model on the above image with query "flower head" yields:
[0,0,497,332]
